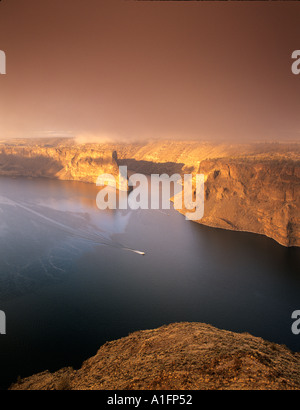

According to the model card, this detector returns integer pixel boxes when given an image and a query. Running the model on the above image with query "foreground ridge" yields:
[10,322,300,390]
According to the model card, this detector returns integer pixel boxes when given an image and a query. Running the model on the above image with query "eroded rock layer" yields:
[194,157,300,247]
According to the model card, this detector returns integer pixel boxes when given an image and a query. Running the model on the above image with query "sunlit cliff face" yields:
[0,138,299,247]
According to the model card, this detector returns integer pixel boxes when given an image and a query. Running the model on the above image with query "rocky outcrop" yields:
[10,322,300,390]
[185,157,300,247]
[0,142,120,185]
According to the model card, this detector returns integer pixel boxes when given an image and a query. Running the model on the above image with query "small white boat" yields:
[124,248,145,256]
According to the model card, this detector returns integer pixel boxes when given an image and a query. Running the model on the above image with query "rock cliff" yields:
[0,140,119,184]
[10,322,300,390]
[0,139,299,246]
[188,157,300,247]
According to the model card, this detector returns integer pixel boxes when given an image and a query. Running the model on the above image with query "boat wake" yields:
[1,196,146,256]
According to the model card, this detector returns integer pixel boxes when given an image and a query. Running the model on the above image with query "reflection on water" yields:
[0,176,299,388]
[0,178,144,300]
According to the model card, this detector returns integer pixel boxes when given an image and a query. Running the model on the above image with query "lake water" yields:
[0,176,299,388]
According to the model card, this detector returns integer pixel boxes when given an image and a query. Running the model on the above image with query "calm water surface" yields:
[0,177,299,388]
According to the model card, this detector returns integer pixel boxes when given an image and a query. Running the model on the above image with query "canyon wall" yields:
[118,142,300,247]
[0,140,120,185]
[194,157,300,247]
[0,139,299,247]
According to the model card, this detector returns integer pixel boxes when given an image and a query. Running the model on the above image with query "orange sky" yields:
[0,0,300,142]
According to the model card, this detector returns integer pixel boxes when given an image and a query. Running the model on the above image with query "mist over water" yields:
[0,176,299,389]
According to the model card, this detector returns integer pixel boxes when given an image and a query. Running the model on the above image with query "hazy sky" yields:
[0,0,300,142]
